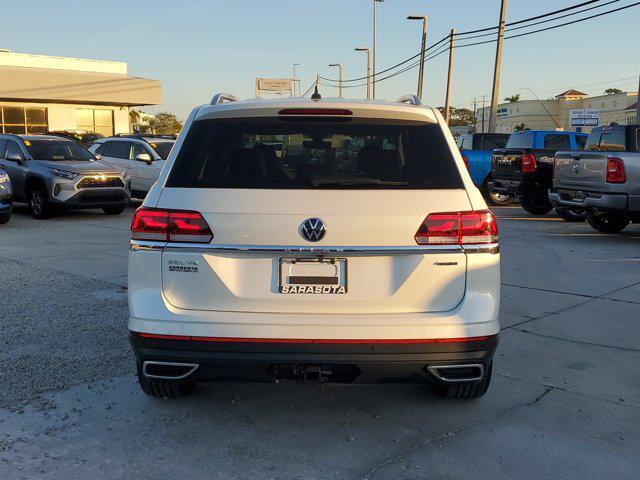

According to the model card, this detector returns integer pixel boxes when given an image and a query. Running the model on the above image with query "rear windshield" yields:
[148,141,174,160]
[584,129,626,152]
[25,139,94,161]
[166,118,463,189]
[473,134,508,151]
[505,132,534,149]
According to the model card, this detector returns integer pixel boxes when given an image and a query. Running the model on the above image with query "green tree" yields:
[504,94,520,103]
[140,112,182,135]
[438,107,476,126]
[604,88,622,95]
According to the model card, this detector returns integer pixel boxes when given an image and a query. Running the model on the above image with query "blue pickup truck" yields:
[491,130,588,220]
[456,133,511,205]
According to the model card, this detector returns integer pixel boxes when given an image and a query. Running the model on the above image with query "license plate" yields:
[573,190,585,201]
[279,258,347,294]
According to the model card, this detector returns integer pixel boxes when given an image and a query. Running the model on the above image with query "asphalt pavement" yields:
[0,203,638,479]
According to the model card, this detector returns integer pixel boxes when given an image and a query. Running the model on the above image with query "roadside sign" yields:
[257,78,292,91]
[570,109,599,126]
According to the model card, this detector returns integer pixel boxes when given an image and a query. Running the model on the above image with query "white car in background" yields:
[128,93,501,400]
[89,135,175,198]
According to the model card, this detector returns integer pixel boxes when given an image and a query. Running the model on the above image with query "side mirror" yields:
[94,153,103,161]
[7,153,23,163]
[135,153,153,165]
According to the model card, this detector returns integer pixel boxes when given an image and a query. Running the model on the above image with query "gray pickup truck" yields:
[549,124,640,233]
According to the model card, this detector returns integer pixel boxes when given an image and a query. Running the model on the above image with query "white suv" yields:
[128,93,500,400]
[89,135,175,198]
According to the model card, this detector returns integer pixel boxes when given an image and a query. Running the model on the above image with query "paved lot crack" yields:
[361,387,553,480]
[514,328,640,353]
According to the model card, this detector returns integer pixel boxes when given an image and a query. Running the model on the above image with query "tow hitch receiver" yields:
[301,365,333,383]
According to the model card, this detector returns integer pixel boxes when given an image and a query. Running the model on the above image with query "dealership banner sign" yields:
[570,109,599,126]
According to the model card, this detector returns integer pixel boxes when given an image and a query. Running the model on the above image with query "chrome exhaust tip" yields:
[427,364,485,383]
[142,361,199,380]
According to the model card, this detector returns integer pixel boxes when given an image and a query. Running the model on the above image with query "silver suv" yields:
[0,134,130,219]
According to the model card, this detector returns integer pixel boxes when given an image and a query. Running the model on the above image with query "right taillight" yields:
[606,157,626,183]
[461,155,470,170]
[414,210,498,245]
[131,207,213,243]
[521,154,537,173]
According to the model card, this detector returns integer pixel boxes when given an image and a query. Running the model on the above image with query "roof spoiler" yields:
[210,93,237,105]
[397,94,421,106]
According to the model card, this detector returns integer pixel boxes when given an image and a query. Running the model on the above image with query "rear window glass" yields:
[473,134,508,151]
[575,135,587,150]
[506,132,534,149]
[166,118,463,189]
[25,139,93,161]
[543,134,571,151]
[585,129,626,152]
[148,141,174,160]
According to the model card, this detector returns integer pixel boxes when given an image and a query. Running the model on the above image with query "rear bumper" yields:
[548,188,634,213]
[491,177,547,199]
[129,331,499,383]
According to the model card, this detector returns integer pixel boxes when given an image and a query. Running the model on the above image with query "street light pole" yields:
[329,63,343,97]
[355,47,371,99]
[444,28,455,125]
[373,0,384,99]
[488,0,508,133]
[407,15,427,100]
[636,65,640,123]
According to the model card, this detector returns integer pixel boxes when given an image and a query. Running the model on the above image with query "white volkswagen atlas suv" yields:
[128,93,500,400]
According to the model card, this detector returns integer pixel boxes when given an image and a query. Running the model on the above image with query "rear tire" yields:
[438,363,492,400]
[0,208,11,224]
[29,185,51,219]
[136,363,196,399]
[555,206,585,222]
[103,206,126,215]
[520,197,553,215]
[586,211,630,233]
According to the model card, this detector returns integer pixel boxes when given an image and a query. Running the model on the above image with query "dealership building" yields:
[476,89,638,133]
[0,50,161,136]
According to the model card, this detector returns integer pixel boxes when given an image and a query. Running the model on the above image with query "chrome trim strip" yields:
[142,361,199,380]
[427,364,485,383]
[130,240,499,255]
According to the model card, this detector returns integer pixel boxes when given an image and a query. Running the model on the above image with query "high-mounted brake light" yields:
[131,207,213,243]
[606,157,626,183]
[278,108,353,116]
[521,153,537,173]
[414,210,498,245]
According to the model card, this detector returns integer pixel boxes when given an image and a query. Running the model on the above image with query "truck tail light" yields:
[461,155,470,170]
[415,210,498,245]
[131,207,213,243]
[521,154,537,173]
[606,157,626,183]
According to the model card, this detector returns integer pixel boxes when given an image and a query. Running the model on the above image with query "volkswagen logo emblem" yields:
[300,218,326,242]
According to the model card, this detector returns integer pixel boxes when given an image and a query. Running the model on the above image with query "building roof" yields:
[555,89,587,98]
[625,102,638,111]
[0,65,161,106]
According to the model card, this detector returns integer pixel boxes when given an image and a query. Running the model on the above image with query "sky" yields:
[2,0,639,120]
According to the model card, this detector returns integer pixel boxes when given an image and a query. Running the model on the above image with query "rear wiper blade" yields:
[311,178,408,187]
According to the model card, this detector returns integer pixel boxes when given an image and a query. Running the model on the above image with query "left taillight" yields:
[131,207,213,243]
[414,210,498,245]
[461,155,470,170]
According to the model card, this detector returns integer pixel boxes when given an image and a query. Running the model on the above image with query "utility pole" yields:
[292,63,300,96]
[444,28,455,125]
[355,47,371,99]
[488,0,508,133]
[636,65,640,123]
[329,63,343,97]
[407,15,428,100]
[473,98,478,132]
[481,96,486,133]
[372,0,384,99]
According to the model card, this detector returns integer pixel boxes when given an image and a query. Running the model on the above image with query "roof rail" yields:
[114,133,177,140]
[397,94,421,106]
[210,93,237,105]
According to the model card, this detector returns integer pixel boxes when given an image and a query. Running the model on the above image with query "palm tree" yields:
[504,94,520,103]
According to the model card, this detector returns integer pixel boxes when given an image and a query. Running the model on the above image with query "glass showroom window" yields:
[0,106,48,134]
[76,108,114,137]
